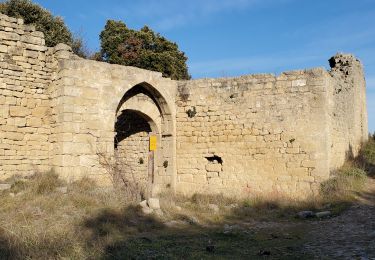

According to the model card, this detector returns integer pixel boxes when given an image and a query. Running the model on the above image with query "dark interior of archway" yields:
[115,110,151,149]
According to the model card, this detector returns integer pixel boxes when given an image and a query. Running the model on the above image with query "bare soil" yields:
[303,178,375,259]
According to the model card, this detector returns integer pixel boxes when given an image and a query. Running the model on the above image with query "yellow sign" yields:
[149,135,157,151]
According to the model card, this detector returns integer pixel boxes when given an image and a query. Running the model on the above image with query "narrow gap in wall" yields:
[205,155,223,164]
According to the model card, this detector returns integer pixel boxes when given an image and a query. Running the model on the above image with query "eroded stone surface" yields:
[0,13,368,198]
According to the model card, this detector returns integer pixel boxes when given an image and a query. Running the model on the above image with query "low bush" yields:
[361,138,375,166]
[8,171,64,195]
[321,166,367,198]
[31,171,64,195]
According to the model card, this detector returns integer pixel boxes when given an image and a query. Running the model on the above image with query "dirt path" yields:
[304,178,375,259]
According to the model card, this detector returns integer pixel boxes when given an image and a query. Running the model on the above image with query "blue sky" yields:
[32,0,375,132]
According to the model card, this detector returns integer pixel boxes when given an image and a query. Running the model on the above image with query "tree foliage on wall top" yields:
[0,0,87,57]
[99,20,191,80]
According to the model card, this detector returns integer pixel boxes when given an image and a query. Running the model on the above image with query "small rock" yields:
[155,209,164,217]
[297,211,315,219]
[56,186,68,194]
[175,205,182,211]
[141,207,154,215]
[148,198,160,210]
[139,200,148,208]
[9,193,15,197]
[315,211,331,218]
[224,203,238,210]
[208,204,219,213]
[187,216,200,225]
[16,192,24,197]
[0,184,11,191]
[165,220,186,227]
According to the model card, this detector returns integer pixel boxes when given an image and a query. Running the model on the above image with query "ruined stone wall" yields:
[0,14,74,180]
[328,54,368,170]
[0,13,368,198]
[175,69,333,198]
[50,58,177,190]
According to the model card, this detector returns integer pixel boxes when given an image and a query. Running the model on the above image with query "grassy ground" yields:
[0,138,373,259]
[0,173,312,259]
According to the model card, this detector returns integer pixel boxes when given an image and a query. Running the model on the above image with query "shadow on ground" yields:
[0,187,374,259]
[84,177,375,260]
[83,205,311,260]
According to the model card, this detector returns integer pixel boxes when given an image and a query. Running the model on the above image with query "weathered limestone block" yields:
[205,163,222,172]
[9,106,30,117]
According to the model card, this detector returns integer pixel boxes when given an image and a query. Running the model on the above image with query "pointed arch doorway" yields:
[114,82,174,198]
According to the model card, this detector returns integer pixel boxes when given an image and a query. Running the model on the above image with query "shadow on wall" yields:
[114,109,152,148]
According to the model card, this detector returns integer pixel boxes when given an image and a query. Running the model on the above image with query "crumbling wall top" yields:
[329,53,363,77]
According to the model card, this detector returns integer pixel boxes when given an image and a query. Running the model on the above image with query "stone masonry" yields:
[0,14,368,198]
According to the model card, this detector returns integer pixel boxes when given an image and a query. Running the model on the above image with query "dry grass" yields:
[0,173,129,259]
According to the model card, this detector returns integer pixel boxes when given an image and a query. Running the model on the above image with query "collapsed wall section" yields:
[176,69,332,198]
[328,54,368,170]
[0,14,74,179]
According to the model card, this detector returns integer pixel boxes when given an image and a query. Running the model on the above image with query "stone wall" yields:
[175,70,333,197]
[328,54,368,170]
[0,13,368,198]
[173,55,368,198]
[0,14,74,179]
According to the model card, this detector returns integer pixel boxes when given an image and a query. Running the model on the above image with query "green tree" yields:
[99,20,190,80]
[0,0,87,57]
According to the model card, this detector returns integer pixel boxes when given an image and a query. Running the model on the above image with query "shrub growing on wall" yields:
[0,0,87,57]
[99,20,191,80]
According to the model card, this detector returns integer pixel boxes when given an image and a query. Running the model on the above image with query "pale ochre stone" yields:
[0,13,368,200]
[9,106,30,117]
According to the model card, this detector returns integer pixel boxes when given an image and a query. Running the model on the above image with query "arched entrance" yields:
[114,82,174,198]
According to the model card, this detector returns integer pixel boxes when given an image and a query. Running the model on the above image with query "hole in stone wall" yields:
[230,93,238,99]
[205,155,223,165]
[186,106,197,118]
[163,160,168,168]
